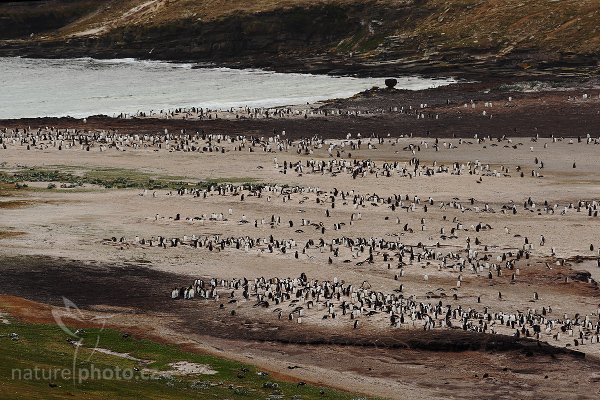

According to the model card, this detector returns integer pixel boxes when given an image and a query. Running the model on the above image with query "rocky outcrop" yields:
[0,0,98,40]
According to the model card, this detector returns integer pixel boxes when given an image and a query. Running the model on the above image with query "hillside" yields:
[0,0,598,77]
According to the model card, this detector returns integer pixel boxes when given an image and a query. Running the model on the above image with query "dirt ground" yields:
[1,84,600,398]
[0,259,598,400]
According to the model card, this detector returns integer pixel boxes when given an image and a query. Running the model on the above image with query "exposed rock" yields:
[0,0,598,79]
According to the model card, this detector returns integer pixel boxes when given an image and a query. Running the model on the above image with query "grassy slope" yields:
[27,0,599,56]
[1,0,598,62]
[411,0,600,56]
[0,316,368,399]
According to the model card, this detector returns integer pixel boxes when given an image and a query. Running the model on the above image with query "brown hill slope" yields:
[0,0,598,77]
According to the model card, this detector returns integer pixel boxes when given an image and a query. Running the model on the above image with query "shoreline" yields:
[1,42,598,82]
[2,79,599,139]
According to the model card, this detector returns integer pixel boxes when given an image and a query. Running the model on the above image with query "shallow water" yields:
[0,57,455,119]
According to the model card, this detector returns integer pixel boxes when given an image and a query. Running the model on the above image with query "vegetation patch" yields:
[0,314,367,399]
[0,231,25,240]
[0,200,31,209]
[0,167,262,192]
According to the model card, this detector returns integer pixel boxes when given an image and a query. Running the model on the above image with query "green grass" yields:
[0,166,261,191]
[0,317,370,399]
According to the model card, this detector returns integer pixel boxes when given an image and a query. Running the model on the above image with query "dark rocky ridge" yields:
[0,0,598,79]
[0,0,98,40]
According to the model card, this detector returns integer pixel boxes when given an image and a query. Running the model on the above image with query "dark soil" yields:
[0,255,586,358]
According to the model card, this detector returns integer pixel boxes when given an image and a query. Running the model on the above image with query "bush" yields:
[385,78,398,89]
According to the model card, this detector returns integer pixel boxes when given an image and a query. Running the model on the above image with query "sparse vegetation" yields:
[0,200,31,209]
[0,315,368,400]
[1,1,598,73]
[0,231,25,239]
[0,167,261,191]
